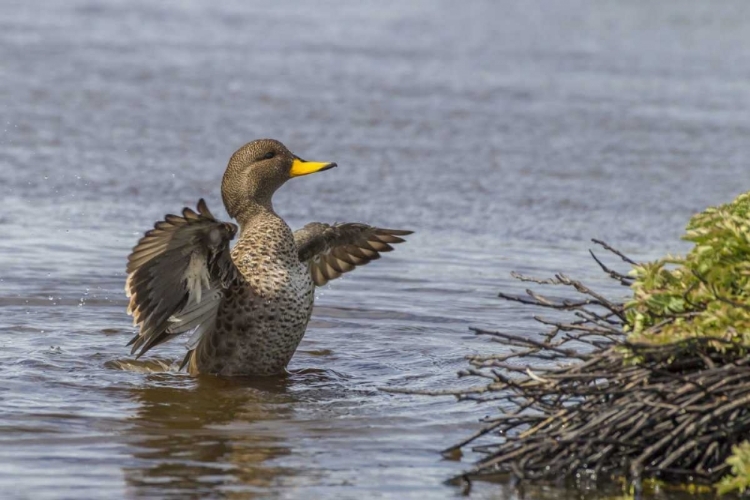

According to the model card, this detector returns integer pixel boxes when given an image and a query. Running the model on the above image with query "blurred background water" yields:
[1,0,750,498]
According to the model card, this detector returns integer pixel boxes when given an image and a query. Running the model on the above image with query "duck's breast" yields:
[201,219,315,375]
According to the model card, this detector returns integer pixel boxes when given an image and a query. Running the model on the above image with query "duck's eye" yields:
[262,151,275,160]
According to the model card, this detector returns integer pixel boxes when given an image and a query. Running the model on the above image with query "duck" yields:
[124,139,412,376]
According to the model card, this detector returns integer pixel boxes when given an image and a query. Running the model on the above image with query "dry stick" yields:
[588,249,634,285]
[573,309,623,332]
[591,238,637,265]
[498,290,604,310]
[470,327,586,359]
[382,385,489,396]
[441,419,507,457]
[555,275,626,321]
[510,271,563,285]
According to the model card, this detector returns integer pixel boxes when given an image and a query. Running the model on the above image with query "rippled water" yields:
[2,1,750,498]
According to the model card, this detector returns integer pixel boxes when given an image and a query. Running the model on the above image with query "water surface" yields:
[2,1,750,498]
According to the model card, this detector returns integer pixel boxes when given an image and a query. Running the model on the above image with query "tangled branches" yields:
[450,241,750,492]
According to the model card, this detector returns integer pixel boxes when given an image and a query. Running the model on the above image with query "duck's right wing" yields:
[125,199,240,363]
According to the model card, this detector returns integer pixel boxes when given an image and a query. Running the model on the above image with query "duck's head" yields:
[221,138,336,219]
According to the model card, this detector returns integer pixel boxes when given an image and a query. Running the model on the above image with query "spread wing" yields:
[294,222,412,286]
[125,199,240,363]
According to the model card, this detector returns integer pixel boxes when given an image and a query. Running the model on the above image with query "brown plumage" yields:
[294,223,412,286]
[124,139,412,376]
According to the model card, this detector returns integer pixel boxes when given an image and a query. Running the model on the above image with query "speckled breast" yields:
[198,217,315,376]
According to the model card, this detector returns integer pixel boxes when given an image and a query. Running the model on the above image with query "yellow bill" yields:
[290,158,337,177]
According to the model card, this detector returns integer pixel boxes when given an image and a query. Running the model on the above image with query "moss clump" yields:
[626,191,750,348]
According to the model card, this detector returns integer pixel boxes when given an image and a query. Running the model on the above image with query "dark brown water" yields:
[1,1,750,498]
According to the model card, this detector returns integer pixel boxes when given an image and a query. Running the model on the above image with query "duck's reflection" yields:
[122,373,299,498]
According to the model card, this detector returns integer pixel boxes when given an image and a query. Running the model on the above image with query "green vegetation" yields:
[717,442,750,495]
[627,191,750,348]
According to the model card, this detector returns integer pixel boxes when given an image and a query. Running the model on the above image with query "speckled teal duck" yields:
[125,139,412,376]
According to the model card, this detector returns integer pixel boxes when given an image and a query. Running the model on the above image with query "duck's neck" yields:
[234,197,277,232]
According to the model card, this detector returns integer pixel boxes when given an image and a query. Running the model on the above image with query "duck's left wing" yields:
[293,222,412,286]
[125,199,240,361]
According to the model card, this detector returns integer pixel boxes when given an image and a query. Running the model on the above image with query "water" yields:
[1,1,749,498]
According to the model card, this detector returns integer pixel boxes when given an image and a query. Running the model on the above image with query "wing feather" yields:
[124,199,240,360]
[294,222,412,286]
